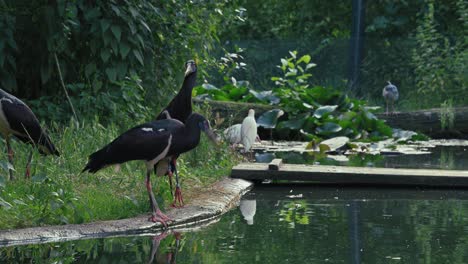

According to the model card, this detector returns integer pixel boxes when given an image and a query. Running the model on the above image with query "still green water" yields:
[3,146,468,263]
[2,185,468,263]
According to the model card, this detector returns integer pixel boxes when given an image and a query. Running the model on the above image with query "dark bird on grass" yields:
[82,113,217,226]
[0,89,59,180]
[382,81,399,115]
[155,60,197,123]
[154,60,197,207]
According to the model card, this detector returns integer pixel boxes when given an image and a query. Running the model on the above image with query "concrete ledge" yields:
[0,177,253,247]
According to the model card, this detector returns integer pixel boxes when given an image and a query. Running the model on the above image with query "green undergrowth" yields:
[0,115,240,230]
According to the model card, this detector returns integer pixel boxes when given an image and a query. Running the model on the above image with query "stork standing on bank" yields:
[0,89,59,180]
[154,60,197,207]
[82,113,217,226]
[382,81,399,115]
[241,109,257,159]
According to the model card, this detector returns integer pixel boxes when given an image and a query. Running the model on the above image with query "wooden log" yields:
[376,107,468,139]
[268,159,283,170]
[193,99,274,125]
[231,163,468,187]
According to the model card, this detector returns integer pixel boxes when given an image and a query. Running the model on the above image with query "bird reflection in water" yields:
[240,194,257,225]
[148,231,183,264]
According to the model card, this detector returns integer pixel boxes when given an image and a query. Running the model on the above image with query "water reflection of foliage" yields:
[3,195,468,263]
[279,200,310,227]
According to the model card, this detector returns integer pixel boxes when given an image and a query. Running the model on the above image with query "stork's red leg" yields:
[167,167,174,197]
[6,138,14,180]
[25,151,33,179]
[170,158,185,208]
[145,169,171,227]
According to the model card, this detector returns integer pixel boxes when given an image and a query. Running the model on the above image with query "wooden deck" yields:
[231,160,468,187]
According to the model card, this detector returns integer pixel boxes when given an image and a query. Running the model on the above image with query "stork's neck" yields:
[181,72,197,95]
[181,119,202,148]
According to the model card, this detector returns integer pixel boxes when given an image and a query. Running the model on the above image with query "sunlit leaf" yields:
[316,122,342,135]
[297,55,311,64]
[313,105,338,118]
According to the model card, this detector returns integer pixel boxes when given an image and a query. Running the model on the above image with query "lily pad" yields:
[316,122,342,135]
[257,109,284,129]
[313,105,338,118]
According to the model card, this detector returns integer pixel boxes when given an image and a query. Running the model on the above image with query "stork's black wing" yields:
[1,96,59,156]
[83,119,184,173]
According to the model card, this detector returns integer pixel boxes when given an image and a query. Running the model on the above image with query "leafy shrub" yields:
[195,51,392,141]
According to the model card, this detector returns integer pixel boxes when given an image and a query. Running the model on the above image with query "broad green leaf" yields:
[105,67,117,82]
[316,122,342,135]
[110,25,122,42]
[313,105,338,118]
[132,50,144,66]
[278,116,307,130]
[119,42,131,59]
[100,19,110,32]
[289,51,297,59]
[281,58,288,67]
[100,49,111,63]
[202,83,219,90]
[306,63,317,70]
[257,109,284,129]
[298,54,311,64]
[85,63,96,78]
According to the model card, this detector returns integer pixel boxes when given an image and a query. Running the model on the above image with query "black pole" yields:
[347,201,362,264]
[348,0,366,95]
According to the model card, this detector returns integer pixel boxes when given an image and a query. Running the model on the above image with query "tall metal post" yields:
[348,0,366,94]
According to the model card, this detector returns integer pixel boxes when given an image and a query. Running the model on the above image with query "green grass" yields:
[0,114,241,230]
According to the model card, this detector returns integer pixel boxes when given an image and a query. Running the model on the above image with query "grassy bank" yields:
[0,113,241,230]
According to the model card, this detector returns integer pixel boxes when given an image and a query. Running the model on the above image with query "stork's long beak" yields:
[203,127,219,144]
[185,62,196,77]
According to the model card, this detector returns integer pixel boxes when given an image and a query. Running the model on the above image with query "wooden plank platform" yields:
[231,162,468,187]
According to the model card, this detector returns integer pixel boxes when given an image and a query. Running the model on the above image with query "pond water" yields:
[2,146,468,263]
[2,185,468,263]
[256,146,468,170]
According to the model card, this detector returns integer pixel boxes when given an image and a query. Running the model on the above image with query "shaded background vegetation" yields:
[0,0,466,125]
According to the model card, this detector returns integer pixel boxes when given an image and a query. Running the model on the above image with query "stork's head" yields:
[248,109,255,117]
[189,113,218,143]
[185,60,197,77]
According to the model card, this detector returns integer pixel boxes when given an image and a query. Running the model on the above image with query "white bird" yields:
[241,109,257,156]
[382,81,399,115]
[223,124,242,147]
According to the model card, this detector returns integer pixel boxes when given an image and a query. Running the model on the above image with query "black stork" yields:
[82,112,217,226]
[155,60,197,122]
[0,88,59,180]
[154,60,197,207]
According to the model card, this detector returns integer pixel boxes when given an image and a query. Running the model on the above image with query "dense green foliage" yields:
[221,0,467,109]
[0,0,241,122]
[195,51,392,141]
